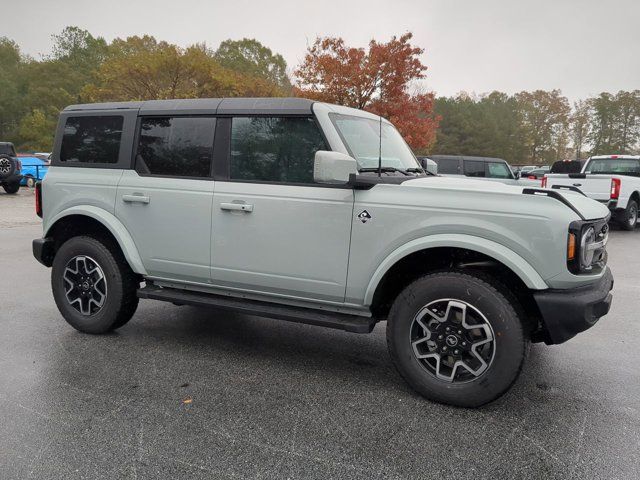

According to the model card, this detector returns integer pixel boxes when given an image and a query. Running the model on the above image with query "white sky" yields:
[2,0,638,101]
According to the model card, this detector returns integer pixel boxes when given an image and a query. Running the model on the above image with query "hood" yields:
[403,176,610,221]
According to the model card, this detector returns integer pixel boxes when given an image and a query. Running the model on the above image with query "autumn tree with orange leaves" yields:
[294,33,439,150]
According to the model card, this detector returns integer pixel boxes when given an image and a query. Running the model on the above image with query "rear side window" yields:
[464,160,485,177]
[60,116,123,164]
[486,162,512,179]
[136,117,216,178]
[230,117,326,184]
[435,158,460,174]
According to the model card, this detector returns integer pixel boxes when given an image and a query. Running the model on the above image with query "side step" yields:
[137,285,376,334]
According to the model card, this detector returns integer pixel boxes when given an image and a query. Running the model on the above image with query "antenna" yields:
[378,115,382,177]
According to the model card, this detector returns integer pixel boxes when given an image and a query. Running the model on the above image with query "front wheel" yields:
[620,200,638,231]
[51,236,140,334]
[387,271,528,408]
[2,182,20,194]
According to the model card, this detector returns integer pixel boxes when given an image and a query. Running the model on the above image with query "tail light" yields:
[528,175,536,179]
[541,175,547,188]
[610,178,621,200]
[16,159,22,172]
[35,181,42,218]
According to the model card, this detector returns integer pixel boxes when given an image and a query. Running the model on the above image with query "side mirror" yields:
[313,151,358,184]
[423,158,438,175]
[514,171,521,179]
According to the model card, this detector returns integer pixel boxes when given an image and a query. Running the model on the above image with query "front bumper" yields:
[534,267,613,345]
[33,237,55,267]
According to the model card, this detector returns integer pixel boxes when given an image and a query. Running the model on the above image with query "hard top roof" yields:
[427,155,508,163]
[63,97,315,116]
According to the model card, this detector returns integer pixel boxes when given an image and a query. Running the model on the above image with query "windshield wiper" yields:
[405,167,428,175]
[358,167,412,176]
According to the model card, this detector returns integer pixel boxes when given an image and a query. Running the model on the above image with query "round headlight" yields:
[580,226,596,268]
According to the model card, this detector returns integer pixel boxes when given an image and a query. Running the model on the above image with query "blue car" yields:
[19,156,49,187]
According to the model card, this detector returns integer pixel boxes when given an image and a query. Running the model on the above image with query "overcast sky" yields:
[3,0,638,101]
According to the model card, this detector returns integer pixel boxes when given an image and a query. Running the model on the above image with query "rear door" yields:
[209,116,354,302]
[116,116,216,283]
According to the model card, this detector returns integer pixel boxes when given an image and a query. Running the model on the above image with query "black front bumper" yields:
[534,267,613,345]
[33,237,55,267]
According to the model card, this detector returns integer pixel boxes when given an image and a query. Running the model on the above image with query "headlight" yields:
[580,227,596,269]
[567,220,609,274]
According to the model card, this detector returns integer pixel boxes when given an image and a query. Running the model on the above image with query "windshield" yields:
[330,113,421,172]
[585,158,640,177]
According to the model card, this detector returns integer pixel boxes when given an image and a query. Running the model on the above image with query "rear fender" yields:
[44,205,147,275]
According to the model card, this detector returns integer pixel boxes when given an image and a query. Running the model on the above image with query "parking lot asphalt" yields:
[1,188,639,479]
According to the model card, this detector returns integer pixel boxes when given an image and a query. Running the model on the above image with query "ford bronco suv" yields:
[0,142,22,194]
[33,98,614,407]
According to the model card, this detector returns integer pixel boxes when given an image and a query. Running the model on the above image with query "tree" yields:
[83,36,284,102]
[570,100,591,159]
[0,38,22,139]
[294,33,439,150]
[588,91,640,155]
[215,38,290,90]
[515,90,570,163]
[17,109,56,151]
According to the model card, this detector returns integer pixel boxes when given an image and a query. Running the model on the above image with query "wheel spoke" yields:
[61,255,108,316]
[410,298,496,383]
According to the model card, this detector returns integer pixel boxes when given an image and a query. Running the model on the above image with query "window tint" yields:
[464,160,485,177]
[60,116,123,164]
[136,117,215,178]
[230,117,326,184]
[0,144,16,156]
[435,158,460,174]
[486,162,512,179]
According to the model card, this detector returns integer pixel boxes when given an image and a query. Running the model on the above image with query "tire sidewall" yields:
[625,201,638,230]
[52,237,126,334]
[388,273,525,407]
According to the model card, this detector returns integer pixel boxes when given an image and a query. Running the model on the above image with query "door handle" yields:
[122,194,150,204]
[220,202,253,212]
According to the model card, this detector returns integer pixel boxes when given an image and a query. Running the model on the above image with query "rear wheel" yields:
[386,271,528,408]
[620,200,638,231]
[51,236,139,334]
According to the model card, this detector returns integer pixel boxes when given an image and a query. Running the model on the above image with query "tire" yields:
[51,236,139,334]
[0,154,17,179]
[26,176,36,188]
[2,182,20,194]
[386,271,528,408]
[620,200,638,231]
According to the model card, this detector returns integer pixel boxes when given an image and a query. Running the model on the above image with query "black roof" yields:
[427,155,508,163]
[63,97,315,116]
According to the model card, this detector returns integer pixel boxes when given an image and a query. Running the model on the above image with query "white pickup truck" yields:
[544,155,640,230]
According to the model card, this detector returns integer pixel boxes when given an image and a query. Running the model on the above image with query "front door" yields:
[210,116,354,303]
[116,116,216,283]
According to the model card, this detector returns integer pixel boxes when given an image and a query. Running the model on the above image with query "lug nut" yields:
[445,327,450,332]
[442,346,448,352]
[454,349,460,355]
[458,330,462,335]
[462,342,467,347]
[438,335,444,340]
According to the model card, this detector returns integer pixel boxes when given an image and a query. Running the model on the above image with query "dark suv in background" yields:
[0,142,22,194]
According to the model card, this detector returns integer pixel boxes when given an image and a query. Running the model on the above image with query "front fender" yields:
[44,205,147,275]
[363,233,548,305]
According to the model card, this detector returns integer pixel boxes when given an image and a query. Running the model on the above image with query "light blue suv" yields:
[33,98,613,407]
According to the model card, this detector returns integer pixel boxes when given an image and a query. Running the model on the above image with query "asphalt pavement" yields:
[1,188,639,479]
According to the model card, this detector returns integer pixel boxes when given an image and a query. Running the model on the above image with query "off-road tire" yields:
[2,182,20,194]
[0,154,16,179]
[386,271,528,408]
[51,236,139,334]
[620,200,638,231]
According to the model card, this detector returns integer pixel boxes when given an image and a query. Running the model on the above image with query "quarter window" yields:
[60,116,123,164]
[230,117,326,184]
[136,117,215,178]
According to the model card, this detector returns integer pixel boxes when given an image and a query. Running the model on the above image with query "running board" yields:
[137,285,376,334]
